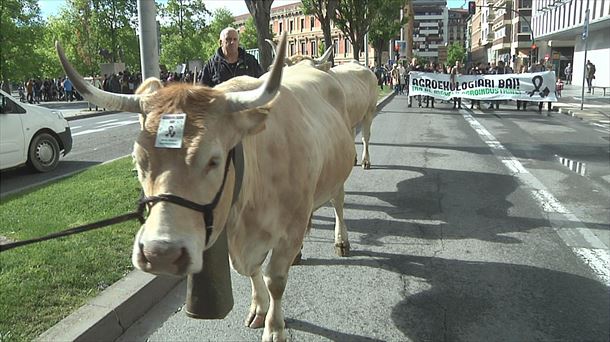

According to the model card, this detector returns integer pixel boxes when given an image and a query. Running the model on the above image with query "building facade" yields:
[411,0,449,60]
[469,0,499,65]
[233,2,376,66]
[531,0,609,86]
[509,0,533,71]
[468,0,533,70]
[447,8,469,47]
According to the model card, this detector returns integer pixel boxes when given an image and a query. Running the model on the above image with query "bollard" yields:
[185,227,233,319]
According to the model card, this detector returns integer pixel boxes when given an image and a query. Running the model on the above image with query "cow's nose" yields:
[139,240,189,272]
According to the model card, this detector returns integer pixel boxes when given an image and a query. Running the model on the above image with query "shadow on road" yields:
[299,251,609,341]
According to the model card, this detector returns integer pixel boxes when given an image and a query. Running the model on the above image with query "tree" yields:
[241,17,266,50]
[301,0,338,64]
[244,0,274,70]
[88,0,139,67]
[159,0,210,70]
[0,0,44,87]
[368,0,407,67]
[447,42,465,66]
[334,0,393,62]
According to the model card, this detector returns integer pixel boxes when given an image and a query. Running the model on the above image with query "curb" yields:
[66,110,121,121]
[376,92,395,111]
[36,270,182,342]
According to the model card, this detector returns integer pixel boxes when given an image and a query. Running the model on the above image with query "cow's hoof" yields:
[335,242,350,257]
[362,161,371,169]
[292,251,302,265]
[245,312,266,329]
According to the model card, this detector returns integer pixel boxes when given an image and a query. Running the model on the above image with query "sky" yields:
[38,0,466,19]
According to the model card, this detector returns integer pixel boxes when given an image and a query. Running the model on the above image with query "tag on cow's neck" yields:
[155,113,186,148]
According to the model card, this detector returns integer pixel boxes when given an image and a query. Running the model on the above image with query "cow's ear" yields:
[231,108,268,135]
[135,78,163,130]
[136,78,163,95]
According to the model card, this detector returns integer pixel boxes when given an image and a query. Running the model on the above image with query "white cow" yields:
[328,62,379,169]
[57,33,355,342]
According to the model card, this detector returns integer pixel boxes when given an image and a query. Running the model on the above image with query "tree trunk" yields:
[374,38,384,67]
[245,0,274,70]
[324,0,337,66]
[351,32,361,62]
[321,22,334,65]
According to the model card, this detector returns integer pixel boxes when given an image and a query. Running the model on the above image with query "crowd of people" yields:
[16,77,81,104]
[371,56,591,113]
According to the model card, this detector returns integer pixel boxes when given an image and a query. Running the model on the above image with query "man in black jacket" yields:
[200,27,263,87]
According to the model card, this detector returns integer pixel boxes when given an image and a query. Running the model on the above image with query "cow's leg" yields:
[245,269,269,329]
[331,185,350,256]
[361,113,373,169]
[262,242,303,342]
[353,128,358,166]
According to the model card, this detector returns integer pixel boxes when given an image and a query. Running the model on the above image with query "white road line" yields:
[462,110,610,286]
[98,119,119,124]
[71,120,139,136]
[73,128,106,136]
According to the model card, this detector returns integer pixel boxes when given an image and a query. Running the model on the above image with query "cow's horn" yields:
[225,33,286,111]
[314,45,333,64]
[265,39,277,56]
[55,41,142,113]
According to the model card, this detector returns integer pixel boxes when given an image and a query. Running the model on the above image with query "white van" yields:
[0,89,73,172]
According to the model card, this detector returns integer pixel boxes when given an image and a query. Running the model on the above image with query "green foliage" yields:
[447,42,466,66]
[318,41,327,56]
[0,0,45,85]
[368,0,407,64]
[240,17,259,50]
[0,157,140,341]
[240,15,272,51]
[334,0,407,61]
[158,0,210,69]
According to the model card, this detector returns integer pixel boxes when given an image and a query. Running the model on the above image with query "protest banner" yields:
[409,71,558,102]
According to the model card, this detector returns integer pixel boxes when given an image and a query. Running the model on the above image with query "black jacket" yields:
[200,47,263,87]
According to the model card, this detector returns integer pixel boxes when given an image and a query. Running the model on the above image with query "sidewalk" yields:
[551,84,610,126]
[37,100,116,120]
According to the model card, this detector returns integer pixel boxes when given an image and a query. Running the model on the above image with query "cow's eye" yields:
[207,157,220,169]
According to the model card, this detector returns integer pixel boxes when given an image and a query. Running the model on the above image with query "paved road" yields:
[116,95,609,341]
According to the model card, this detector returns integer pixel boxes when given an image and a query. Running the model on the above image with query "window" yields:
[279,22,283,33]
[300,18,305,31]
[310,16,315,30]
[289,43,295,56]
[344,38,350,56]
[301,42,306,54]
[520,0,532,8]
[289,20,294,32]
[333,39,338,55]
[311,41,316,55]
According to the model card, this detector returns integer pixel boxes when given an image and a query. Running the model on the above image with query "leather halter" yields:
[139,143,244,247]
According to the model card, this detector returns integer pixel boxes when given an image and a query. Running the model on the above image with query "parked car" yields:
[0,89,72,172]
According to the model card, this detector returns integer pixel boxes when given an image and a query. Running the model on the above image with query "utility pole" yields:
[137,0,160,79]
